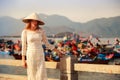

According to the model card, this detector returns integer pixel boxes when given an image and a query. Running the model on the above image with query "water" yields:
[0,37,21,44]
[0,37,118,44]
[91,38,117,45]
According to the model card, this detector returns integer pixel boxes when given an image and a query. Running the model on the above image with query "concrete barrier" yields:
[0,56,120,80]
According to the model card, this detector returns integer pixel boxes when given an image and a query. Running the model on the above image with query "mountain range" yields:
[0,14,120,37]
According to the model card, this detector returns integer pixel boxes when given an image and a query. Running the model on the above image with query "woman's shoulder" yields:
[22,28,45,34]
[39,28,45,33]
[21,29,28,34]
[22,29,33,33]
[22,29,27,32]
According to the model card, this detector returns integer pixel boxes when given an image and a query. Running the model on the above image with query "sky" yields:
[0,0,120,23]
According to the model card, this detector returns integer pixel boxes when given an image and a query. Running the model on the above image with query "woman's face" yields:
[30,20,38,30]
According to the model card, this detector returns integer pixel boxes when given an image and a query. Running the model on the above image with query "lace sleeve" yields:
[42,30,55,50]
[21,30,27,56]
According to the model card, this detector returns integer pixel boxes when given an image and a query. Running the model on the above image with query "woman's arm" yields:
[21,30,27,68]
[41,30,62,55]
[42,30,55,50]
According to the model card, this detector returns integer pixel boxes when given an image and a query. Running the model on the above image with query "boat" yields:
[12,54,26,60]
[78,58,109,64]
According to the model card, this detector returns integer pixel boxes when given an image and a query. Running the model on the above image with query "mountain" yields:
[82,16,120,37]
[40,14,120,37]
[0,14,120,37]
[39,14,82,28]
[39,14,83,34]
[0,16,24,36]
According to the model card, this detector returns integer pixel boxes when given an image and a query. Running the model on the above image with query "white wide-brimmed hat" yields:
[22,13,45,25]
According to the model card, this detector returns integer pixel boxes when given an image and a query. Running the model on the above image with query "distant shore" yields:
[0,37,118,44]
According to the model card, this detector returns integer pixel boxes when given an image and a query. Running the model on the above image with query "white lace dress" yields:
[21,29,54,80]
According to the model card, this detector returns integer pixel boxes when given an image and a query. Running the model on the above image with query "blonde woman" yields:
[21,13,58,80]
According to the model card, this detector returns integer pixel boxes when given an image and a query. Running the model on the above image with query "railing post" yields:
[60,55,78,80]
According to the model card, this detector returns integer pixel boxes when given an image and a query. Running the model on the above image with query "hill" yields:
[0,14,120,37]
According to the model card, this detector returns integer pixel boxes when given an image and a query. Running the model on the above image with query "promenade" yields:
[0,56,120,80]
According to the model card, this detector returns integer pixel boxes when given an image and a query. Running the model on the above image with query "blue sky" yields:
[0,0,120,22]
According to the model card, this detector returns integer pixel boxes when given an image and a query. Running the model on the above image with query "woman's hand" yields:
[53,48,61,54]
[22,60,27,68]
[22,55,27,68]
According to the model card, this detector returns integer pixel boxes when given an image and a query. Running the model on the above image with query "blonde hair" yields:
[24,20,41,30]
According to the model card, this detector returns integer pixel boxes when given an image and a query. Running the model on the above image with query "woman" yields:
[21,13,58,80]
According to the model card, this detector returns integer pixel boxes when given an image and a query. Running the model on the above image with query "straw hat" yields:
[22,13,45,25]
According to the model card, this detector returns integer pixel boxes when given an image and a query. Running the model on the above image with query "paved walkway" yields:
[0,74,59,80]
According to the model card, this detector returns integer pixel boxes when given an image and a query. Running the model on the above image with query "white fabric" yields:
[21,29,54,80]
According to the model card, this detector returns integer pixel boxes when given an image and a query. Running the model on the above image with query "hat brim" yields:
[22,19,45,25]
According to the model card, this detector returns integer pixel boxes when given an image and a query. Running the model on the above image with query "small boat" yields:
[12,54,26,60]
[78,59,109,64]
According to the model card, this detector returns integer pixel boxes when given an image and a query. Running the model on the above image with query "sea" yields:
[0,37,118,44]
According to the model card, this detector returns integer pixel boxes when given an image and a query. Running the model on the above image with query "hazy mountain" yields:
[0,16,24,36]
[40,14,82,28]
[82,16,120,37]
[0,14,120,37]
[40,14,120,37]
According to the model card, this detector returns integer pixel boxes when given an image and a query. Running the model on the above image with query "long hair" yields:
[24,20,41,30]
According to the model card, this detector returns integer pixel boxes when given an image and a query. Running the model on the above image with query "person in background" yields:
[114,38,120,45]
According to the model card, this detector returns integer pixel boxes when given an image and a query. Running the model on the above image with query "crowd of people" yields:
[0,35,120,63]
